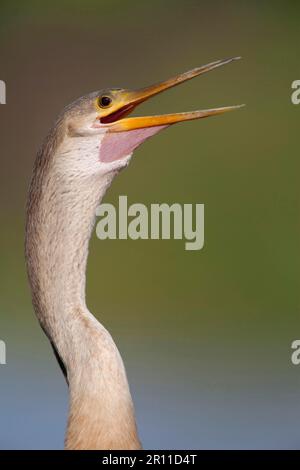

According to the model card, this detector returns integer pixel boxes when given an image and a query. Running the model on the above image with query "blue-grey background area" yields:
[0,0,299,449]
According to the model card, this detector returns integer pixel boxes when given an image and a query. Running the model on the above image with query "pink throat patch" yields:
[100,126,168,163]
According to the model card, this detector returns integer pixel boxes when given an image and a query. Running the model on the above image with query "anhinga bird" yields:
[25,57,242,450]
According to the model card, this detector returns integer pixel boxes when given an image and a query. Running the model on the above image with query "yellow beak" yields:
[102,57,243,132]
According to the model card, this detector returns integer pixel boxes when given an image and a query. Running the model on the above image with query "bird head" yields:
[59,57,243,175]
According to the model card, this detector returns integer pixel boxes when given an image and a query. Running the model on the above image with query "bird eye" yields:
[98,96,112,108]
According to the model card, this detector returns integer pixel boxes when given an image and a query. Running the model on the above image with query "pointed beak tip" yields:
[106,57,244,131]
[226,103,246,113]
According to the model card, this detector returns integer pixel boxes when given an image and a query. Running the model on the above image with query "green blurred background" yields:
[0,0,299,449]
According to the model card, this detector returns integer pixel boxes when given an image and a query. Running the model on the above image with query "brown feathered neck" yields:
[25,106,141,450]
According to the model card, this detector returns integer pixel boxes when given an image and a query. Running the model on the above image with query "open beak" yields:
[101,57,244,132]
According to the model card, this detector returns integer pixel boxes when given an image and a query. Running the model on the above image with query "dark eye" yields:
[98,96,112,108]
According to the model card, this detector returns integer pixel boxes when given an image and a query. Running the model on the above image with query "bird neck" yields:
[25,135,141,449]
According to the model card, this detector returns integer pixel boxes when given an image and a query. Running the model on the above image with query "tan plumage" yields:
[25,59,242,449]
